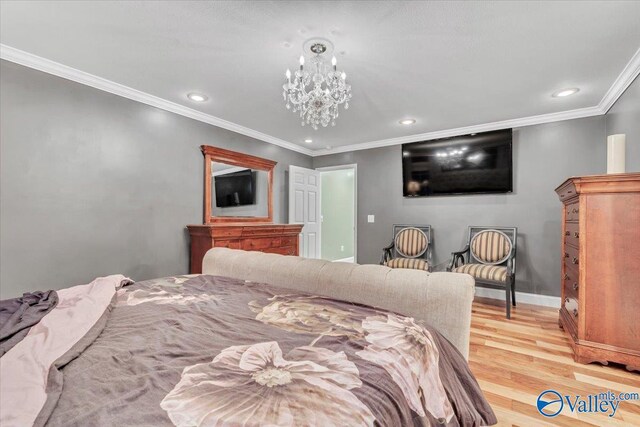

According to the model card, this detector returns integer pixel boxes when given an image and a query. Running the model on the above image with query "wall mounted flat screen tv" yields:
[402,129,513,197]
[214,169,256,207]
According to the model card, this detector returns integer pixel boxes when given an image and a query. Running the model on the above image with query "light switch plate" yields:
[367,215,375,223]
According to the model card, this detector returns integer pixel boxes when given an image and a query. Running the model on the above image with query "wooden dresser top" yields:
[556,173,640,203]
[187,223,303,238]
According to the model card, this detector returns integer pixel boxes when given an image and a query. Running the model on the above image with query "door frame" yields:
[316,164,358,263]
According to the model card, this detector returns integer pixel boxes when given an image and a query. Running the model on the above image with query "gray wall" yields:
[0,60,312,298]
[605,76,639,171]
[2,59,637,300]
[313,116,608,297]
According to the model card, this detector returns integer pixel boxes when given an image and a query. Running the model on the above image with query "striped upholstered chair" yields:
[447,227,517,318]
[380,225,433,272]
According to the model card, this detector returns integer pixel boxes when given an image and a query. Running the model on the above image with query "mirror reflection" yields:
[211,161,268,217]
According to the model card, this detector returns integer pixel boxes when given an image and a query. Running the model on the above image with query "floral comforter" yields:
[40,275,496,426]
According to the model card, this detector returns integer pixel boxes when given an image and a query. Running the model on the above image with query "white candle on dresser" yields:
[606,134,626,174]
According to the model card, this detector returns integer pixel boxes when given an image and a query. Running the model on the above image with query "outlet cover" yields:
[367,215,375,223]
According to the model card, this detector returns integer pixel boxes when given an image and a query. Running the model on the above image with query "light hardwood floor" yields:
[469,297,640,427]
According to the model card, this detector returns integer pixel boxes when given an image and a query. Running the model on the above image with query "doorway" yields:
[318,165,357,263]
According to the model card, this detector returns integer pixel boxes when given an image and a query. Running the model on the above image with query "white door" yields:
[289,165,321,258]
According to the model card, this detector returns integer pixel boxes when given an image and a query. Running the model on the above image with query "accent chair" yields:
[447,226,517,318]
[380,224,433,272]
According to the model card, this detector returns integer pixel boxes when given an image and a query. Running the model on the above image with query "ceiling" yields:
[1,1,639,156]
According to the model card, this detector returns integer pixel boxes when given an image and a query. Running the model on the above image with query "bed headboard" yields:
[202,248,475,359]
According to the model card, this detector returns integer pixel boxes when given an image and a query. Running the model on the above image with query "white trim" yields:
[2,44,638,158]
[474,287,561,308]
[319,47,640,156]
[317,164,358,263]
[316,164,358,172]
[599,47,640,113]
[0,44,313,157]
[318,106,602,156]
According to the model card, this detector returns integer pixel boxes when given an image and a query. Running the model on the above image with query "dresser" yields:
[188,145,304,274]
[555,173,640,371]
[187,223,303,274]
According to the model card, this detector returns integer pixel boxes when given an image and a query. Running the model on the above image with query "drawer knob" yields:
[572,282,579,291]
[573,232,579,238]
[565,231,570,236]
[572,257,579,265]
[573,308,578,317]
[572,208,579,213]
[564,273,569,280]
[564,252,569,258]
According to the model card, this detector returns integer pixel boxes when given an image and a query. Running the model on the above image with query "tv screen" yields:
[214,169,256,207]
[402,129,512,197]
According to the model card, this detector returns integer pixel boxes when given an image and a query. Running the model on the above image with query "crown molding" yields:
[315,47,640,157]
[2,43,638,159]
[0,44,314,157]
[314,105,603,156]
[598,47,640,113]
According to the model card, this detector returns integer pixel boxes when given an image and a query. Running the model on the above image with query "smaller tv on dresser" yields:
[214,169,256,207]
[402,129,513,197]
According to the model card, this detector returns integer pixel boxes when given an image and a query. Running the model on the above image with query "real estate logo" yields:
[536,390,564,417]
[536,389,639,418]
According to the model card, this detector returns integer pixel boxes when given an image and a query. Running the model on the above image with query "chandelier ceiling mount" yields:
[309,42,327,55]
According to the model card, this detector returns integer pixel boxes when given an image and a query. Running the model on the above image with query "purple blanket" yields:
[0,290,58,356]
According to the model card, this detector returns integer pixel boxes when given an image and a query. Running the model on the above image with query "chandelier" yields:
[282,39,352,130]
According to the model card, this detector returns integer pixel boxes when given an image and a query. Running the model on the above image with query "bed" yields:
[0,248,496,426]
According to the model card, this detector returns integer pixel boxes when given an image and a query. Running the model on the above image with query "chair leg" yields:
[505,285,511,319]
[511,280,516,307]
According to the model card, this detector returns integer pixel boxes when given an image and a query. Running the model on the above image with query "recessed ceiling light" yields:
[304,139,313,143]
[399,119,416,125]
[187,93,208,102]
[552,88,579,98]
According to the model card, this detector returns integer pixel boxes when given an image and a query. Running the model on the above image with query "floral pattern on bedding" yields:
[160,292,454,425]
[41,275,496,427]
[161,342,375,427]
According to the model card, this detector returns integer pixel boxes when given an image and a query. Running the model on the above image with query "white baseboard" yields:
[474,287,561,308]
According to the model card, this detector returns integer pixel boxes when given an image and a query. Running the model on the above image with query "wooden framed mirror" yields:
[201,145,276,223]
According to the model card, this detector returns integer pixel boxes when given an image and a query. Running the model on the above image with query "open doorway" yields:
[318,165,357,263]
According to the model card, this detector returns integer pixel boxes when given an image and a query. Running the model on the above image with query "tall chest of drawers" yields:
[555,173,640,371]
